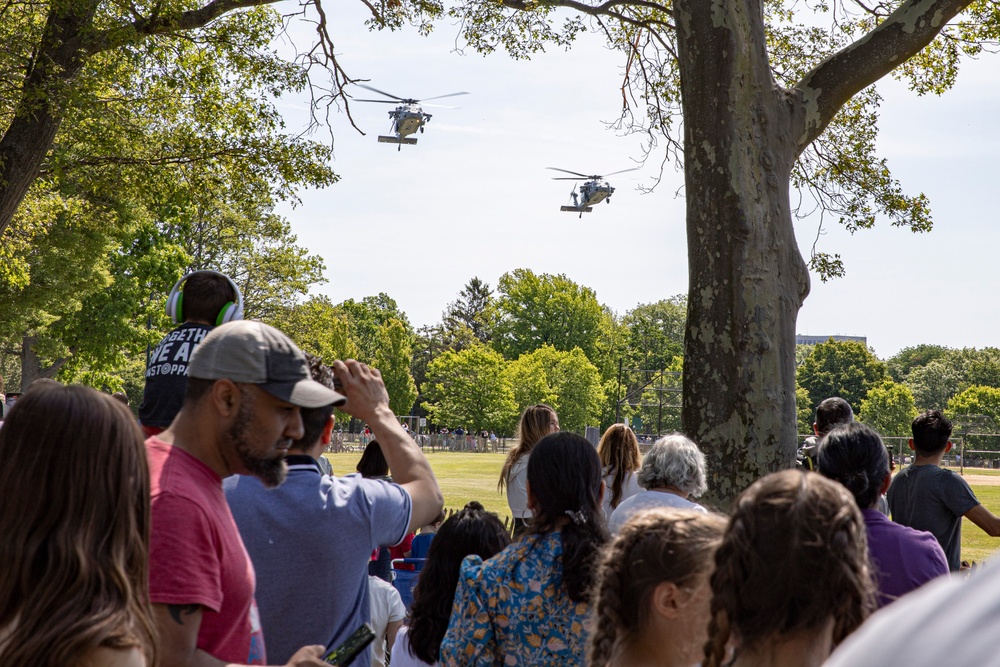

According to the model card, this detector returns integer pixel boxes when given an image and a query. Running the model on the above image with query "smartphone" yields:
[322,624,376,666]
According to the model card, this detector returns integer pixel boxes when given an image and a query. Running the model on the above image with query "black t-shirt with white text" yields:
[138,322,213,428]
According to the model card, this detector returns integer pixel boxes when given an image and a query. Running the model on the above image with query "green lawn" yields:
[323,452,1000,564]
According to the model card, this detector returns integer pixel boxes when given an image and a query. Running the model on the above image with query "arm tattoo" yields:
[167,604,201,625]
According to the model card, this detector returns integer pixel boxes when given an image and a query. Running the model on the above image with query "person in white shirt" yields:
[597,423,643,519]
[498,404,559,538]
[608,433,709,534]
[368,576,406,667]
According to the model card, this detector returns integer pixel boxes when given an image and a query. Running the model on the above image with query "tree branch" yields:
[793,0,975,152]
[88,0,283,53]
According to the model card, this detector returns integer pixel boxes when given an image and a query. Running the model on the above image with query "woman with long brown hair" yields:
[596,423,643,518]
[498,404,559,538]
[0,382,157,666]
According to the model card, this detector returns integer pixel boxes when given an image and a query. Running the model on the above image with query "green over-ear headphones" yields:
[165,271,244,325]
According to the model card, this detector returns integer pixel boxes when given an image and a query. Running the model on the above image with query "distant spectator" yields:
[818,422,946,607]
[394,502,510,667]
[888,410,1000,571]
[498,404,559,538]
[597,423,643,518]
[608,433,708,534]
[588,508,727,667]
[442,432,609,666]
[702,470,875,667]
[0,382,156,665]
[798,396,854,471]
[358,439,391,479]
[138,270,242,437]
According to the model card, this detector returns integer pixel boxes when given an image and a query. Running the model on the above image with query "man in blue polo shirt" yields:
[225,358,443,665]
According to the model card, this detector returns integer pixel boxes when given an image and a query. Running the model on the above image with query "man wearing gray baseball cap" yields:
[146,320,340,667]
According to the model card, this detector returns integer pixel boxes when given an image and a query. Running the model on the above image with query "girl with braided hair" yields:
[701,469,876,667]
[587,508,727,667]
[442,432,609,667]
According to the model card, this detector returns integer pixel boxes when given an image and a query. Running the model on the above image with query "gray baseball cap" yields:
[188,320,346,408]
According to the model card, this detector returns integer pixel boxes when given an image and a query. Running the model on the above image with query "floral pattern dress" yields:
[439,530,590,667]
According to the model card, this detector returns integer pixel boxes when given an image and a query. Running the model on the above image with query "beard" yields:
[227,394,288,488]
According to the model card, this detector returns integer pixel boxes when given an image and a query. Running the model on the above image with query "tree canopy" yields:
[797,339,888,413]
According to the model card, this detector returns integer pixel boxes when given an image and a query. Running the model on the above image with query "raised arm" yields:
[333,359,445,532]
[964,504,1000,538]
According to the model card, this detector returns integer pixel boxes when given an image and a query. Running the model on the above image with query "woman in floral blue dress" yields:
[440,432,609,667]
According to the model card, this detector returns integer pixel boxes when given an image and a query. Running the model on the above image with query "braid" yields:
[702,609,732,667]
[586,527,635,667]
[702,532,739,667]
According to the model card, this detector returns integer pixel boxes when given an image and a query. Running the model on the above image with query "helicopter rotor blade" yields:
[354,98,402,104]
[603,167,641,177]
[551,177,587,181]
[421,103,460,109]
[419,92,470,101]
[355,84,407,101]
[547,167,590,178]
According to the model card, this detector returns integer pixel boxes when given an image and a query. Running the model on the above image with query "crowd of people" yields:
[5,270,1000,666]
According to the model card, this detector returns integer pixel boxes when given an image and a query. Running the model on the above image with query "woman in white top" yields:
[597,423,643,519]
[498,404,559,538]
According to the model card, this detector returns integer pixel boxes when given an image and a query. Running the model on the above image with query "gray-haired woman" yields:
[607,433,708,534]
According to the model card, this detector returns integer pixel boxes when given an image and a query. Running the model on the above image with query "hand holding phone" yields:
[322,624,376,666]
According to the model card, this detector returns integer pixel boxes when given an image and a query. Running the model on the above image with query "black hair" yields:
[815,397,854,436]
[356,440,389,478]
[911,410,952,455]
[817,422,888,510]
[291,405,335,453]
[406,501,511,664]
[182,377,215,406]
[181,271,237,324]
[527,431,609,602]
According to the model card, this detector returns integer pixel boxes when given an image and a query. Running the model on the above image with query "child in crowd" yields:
[702,470,875,667]
[442,432,608,667]
[368,575,406,667]
[597,423,643,518]
[138,270,241,436]
[588,508,727,667]
[393,502,511,667]
[498,404,560,538]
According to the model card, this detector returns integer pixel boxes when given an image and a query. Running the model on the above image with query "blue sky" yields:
[274,6,1000,359]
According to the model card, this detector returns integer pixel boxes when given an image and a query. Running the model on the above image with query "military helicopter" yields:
[355,84,469,150]
[548,167,640,217]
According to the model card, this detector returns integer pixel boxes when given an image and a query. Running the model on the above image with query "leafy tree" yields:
[795,345,815,368]
[275,296,358,364]
[443,277,493,345]
[947,386,1000,431]
[422,344,518,434]
[436,0,991,501]
[504,345,604,433]
[796,385,812,437]
[888,344,951,382]
[490,269,604,360]
[634,356,683,436]
[905,358,964,413]
[860,380,918,438]
[622,297,686,374]
[797,339,888,412]
[338,294,412,365]
[374,319,419,416]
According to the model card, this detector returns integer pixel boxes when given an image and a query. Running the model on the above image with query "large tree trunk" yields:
[674,0,810,506]
[0,0,99,237]
[19,335,69,390]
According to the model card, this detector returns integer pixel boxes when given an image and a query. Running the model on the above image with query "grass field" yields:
[323,452,1000,564]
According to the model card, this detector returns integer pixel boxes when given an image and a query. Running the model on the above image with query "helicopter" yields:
[355,84,469,150]
[548,167,640,217]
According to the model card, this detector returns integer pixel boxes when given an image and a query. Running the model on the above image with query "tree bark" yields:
[674,0,809,506]
[0,0,100,237]
[19,335,68,390]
